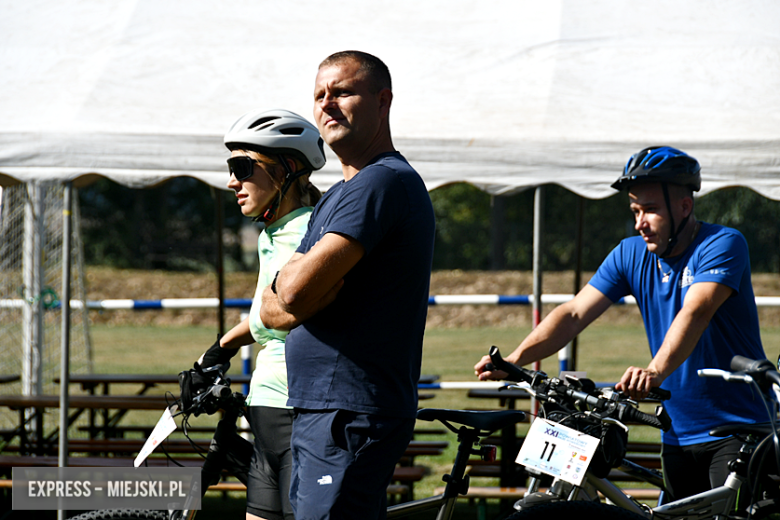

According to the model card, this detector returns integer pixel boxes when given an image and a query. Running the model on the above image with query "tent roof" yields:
[2,0,779,199]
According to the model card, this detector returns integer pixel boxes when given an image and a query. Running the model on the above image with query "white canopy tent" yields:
[2,0,780,466]
[1,0,779,197]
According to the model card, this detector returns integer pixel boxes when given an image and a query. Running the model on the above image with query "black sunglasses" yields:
[227,156,257,181]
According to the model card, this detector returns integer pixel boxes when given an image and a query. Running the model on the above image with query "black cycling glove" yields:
[199,335,239,369]
[179,363,212,414]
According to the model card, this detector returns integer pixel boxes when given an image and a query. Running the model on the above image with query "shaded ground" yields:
[84,267,780,328]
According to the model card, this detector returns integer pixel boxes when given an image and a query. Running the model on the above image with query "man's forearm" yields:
[507,304,582,365]
[647,306,709,381]
[259,285,303,331]
[508,287,611,366]
[647,281,731,381]
[274,234,362,315]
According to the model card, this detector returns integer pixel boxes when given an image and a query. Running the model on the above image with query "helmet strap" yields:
[658,183,689,259]
[252,156,310,223]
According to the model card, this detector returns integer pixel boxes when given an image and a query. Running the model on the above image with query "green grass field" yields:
[13,322,780,519]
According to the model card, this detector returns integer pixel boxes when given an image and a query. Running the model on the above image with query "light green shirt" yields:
[246,206,312,408]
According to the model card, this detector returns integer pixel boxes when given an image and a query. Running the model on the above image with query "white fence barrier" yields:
[5,294,780,310]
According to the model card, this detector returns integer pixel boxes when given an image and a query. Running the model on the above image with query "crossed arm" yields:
[259,232,365,331]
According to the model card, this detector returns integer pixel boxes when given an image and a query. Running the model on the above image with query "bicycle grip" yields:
[730,355,774,374]
[647,387,671,401]
[619,404,669,431]
[210,384,231,399]
[488,346,534,383]
[730,355,779,391]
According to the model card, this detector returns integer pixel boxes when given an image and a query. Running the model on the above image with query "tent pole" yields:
[58,182,72,519]
[216,190,225,335]
[490,195,506,270]
[571,196,585,371]
[23,182,46,449]
[531,186,544,415]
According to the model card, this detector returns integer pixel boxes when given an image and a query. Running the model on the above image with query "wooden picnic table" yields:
[0,393,179,455]
[4,372,440,455]
[54,373,252,396]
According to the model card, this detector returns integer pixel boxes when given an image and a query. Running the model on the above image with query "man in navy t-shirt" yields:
[260,51,435,519]
[475,147,767,502]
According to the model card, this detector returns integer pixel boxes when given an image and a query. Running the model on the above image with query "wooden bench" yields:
[0,393,182,453]
[0,454,424,502]
[80,424,252,437]
[1,437,448,466]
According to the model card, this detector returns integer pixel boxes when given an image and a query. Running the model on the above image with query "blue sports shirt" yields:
[589,223,767,445]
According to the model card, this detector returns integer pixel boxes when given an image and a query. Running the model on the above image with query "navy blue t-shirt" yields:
[285,152,436,418]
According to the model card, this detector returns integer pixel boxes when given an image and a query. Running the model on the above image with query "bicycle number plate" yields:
[134,404,178,467]
[516,417,600,486]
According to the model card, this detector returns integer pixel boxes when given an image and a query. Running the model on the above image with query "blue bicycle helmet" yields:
[613,146,701,258]
[612,146,701,192]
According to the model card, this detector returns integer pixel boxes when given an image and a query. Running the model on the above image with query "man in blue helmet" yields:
[475,146,767,501]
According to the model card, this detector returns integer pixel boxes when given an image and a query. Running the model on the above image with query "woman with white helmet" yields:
[197,108,325,520]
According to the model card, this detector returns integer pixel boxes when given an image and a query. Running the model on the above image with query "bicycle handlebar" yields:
[487,346,671,431]
[487,345,538,383]
[180,365,242,417]
[730,355,780,391]
[699,356,780,394]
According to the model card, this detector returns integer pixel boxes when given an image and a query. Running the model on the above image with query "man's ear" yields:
[681,195,694,219]
[378,88,393,119]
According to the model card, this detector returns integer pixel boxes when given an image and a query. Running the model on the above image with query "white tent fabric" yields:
[1,0,779,199]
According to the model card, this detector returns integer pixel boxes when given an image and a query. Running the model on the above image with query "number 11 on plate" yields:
[515,417,600,486]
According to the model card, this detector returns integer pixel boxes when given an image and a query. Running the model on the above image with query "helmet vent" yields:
[280,127,304,136]
[249,116,279,129]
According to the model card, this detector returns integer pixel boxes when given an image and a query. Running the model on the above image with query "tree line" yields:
[78,178,780,274]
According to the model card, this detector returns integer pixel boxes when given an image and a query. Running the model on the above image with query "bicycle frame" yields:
[387,423,488,520]
[591,470,743,519]
[511,368,780,519]
[388,408,525,520]
[514,434,755,520]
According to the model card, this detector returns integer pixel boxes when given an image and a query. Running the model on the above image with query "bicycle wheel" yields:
[505,501,648,520]
[67,510,169,520]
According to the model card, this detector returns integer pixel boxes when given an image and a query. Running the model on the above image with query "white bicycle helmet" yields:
[224,109,326,171]
[224,109,325,221]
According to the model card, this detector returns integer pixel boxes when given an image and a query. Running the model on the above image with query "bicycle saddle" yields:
[710,422,774,438]
[417,408,526,432]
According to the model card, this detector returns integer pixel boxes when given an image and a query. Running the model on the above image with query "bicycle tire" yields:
[505,501,648,520]
[67,510,169,520]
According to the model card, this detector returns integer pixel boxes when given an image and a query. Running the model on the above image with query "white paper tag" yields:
[134,404,178,467]
[516,417,600,486]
